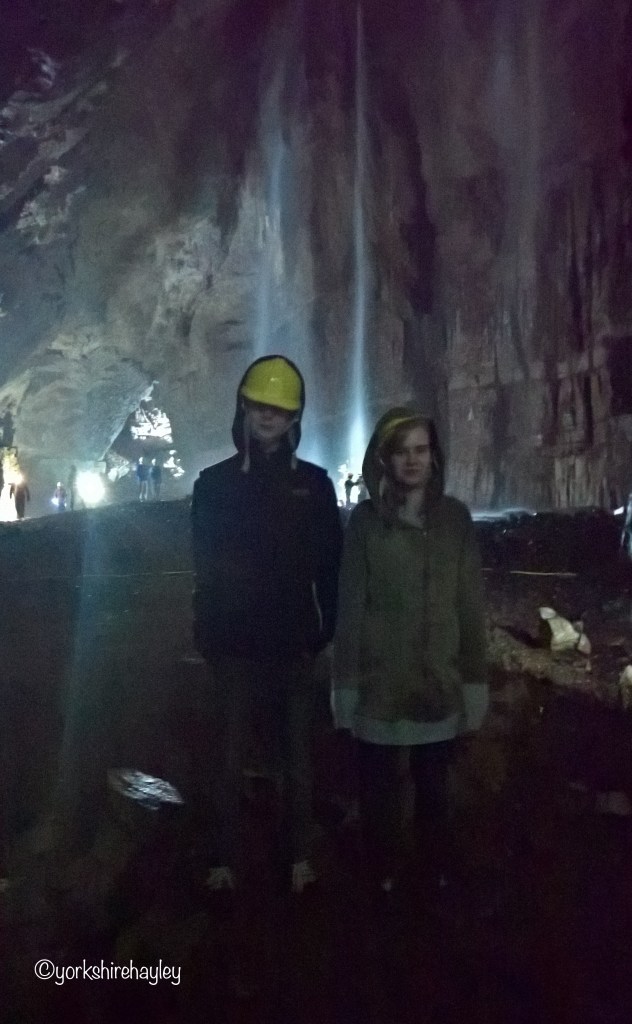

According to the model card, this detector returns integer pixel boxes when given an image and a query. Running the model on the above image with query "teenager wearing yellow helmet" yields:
[191,355,342,895]
[239,354,303,411]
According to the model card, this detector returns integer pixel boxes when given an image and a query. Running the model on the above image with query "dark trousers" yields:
[203,653,316,869]
[357,740,454,879]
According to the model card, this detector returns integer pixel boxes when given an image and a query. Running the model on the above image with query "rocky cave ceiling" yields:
[1,0,632,508]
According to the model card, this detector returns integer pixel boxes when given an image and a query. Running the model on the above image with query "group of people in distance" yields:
[344,472,368,508]
[191,355,488,895]
[135,457,162,501]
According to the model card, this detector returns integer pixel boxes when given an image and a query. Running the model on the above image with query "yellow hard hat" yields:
[239,356,302,412]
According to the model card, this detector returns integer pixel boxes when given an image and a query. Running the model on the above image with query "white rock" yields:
[539,606,578,650]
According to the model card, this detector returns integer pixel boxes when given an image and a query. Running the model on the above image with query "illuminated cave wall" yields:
[0,0,631,508]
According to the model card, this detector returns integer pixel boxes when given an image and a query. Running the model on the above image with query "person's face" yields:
[245,399,295,450]
[388,424,433,490]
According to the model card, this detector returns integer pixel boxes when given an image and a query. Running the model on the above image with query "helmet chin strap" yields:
[287,420,298,470]
[241,410,252,473]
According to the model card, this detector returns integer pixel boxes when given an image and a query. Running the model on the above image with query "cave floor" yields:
[1,500,632,1024]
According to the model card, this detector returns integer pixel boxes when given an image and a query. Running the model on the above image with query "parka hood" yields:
[231,354,305,455]
[361,406,445,509]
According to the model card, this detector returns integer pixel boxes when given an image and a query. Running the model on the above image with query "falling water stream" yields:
[254,60,287,361]
[347,3,369,480]
[252,4,371,480]
[252,7,325,466]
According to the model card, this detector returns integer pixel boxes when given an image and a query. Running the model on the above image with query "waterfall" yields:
[347,2,369,478]
[254,60,287,360]
[251,7,325,467]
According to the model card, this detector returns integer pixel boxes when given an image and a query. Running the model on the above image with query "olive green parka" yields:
[333,409,487,731]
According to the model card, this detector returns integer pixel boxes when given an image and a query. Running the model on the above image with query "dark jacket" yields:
[191,364,342,659]
[333,407,487,723]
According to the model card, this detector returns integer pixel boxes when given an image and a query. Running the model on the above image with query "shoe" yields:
[205,866,236,891]
[291,858,317,894]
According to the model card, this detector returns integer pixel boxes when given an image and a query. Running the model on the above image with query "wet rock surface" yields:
[1,501,632,1023]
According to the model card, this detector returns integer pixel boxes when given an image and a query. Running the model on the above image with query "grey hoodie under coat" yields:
[333,408,487,731]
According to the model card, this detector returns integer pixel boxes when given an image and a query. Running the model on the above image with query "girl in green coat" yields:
[332,408,488,892]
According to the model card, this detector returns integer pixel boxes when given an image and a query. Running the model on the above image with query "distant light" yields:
[348,411,368,476]
[472,507,536,521]
[0,458,24,521]
[77,471,106,505]
[0,486,17,521]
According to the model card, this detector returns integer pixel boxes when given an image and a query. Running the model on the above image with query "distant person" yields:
[191,355,342,894]
[149,458,162,500]
[344,473,356,508]
[356,475,368,502]
[333,407,488,895]
[9,478,30,520]
[135,457,149,501]
[53,482,67,511]
[68,464,78,511]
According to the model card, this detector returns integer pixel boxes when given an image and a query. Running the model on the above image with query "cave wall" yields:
[0,0,631,508]
[390,0,632,508]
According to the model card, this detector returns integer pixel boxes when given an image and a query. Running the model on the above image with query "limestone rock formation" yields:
[0,0,631,509]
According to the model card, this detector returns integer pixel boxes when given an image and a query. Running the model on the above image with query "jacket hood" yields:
[361,406,445,509]
[231,354,306,454]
